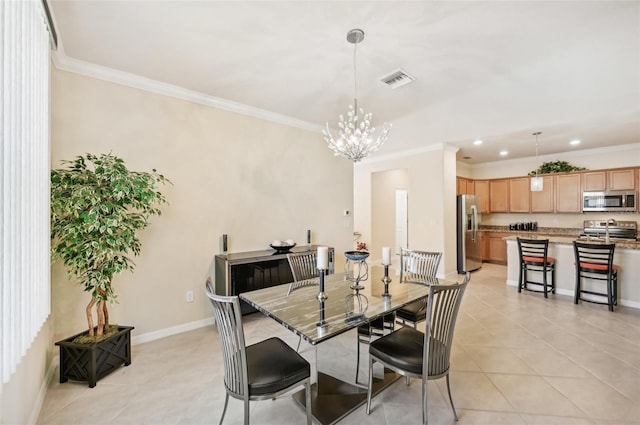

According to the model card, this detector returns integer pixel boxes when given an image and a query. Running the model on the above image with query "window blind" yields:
[0,0,52,388]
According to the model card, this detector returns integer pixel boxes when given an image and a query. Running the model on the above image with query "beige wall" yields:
[354,144,459,277]
[371,169,408,261]
[49,68,354,341]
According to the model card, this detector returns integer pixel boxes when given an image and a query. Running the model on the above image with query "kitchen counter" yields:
[504,237,640,309]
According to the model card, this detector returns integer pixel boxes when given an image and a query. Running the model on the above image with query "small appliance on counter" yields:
[509,222,538,231]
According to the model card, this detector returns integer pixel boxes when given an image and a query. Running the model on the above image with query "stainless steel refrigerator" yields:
[457,194,482,274]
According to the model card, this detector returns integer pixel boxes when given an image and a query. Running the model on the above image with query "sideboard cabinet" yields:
[214,245,335,314]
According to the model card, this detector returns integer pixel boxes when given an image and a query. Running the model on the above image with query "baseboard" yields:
[506,279,638,308]
[131,317,215,345]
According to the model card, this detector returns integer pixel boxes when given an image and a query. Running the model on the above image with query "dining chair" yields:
[286,251,321,351]
[286,251,319,296]
[205,280,312,425]
[366,273,470,424]
[395,249,442,328]
[573,241,618,312]
[516,237,556,298]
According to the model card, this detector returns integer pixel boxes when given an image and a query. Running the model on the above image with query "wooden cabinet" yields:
[508,177,530,212]
[474,180,490,213]
[608,168,636,190]
[583,171,606,191]
[531,175,555,213]
[489,179,509,212]
[555,173,582,212]
[456,177,474,195]
[486,232,509,265]
[583,168,636,191]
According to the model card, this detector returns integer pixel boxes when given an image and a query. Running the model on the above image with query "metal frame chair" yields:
[573,242,618,312]
[286,252,319,296]
[366,273,470,424]
[205,280,312,425]
[395,249,442,328]
[516,237,556,298]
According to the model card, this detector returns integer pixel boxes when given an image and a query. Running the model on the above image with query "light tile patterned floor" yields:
[37,264,640,425]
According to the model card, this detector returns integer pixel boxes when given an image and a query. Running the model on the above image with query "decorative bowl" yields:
[344,250,370,261]
[270,243,296,252]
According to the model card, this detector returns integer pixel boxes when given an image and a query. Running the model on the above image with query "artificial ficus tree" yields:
[51,153,170,337]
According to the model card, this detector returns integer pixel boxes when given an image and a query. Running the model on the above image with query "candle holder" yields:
[382,264,392,298]
[344,251,370,291]
[317,269,328,301]
[316,299,328,328]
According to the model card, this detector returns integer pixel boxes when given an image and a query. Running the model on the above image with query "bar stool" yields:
[516,238,556,298]
[573,242,618,312]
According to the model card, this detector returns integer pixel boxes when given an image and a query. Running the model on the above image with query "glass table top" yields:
[240,266,444,345]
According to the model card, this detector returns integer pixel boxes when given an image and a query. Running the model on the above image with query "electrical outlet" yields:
[186,290,194,303]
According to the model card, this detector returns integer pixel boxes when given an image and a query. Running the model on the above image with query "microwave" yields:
[582,190,637,212]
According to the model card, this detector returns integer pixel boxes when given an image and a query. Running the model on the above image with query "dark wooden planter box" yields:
[55,325,134,388]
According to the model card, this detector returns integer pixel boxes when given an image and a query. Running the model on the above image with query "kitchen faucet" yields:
[605,218,617,243]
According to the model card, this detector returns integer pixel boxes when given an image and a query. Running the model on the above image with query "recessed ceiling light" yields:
[473,140,483,145]
[570,140,581,146]
[499,150,508,156]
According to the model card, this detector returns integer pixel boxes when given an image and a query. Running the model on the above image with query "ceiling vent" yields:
[380,68,415,89]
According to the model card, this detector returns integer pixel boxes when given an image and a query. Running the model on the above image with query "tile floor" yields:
[37,264,640,425]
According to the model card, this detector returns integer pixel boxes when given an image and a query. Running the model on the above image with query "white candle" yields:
[317,246,329,270]
[382,247,391,265]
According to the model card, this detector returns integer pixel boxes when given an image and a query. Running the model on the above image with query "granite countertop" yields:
[480,226,582,237]
[502,234,640,250]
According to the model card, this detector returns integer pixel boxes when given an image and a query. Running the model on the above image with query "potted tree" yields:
[51,153,169,387]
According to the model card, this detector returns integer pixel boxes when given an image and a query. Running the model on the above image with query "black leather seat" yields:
[205,279,312,425]
[367,276,469,425]
[246,337,310,396]
[395,298,427,325]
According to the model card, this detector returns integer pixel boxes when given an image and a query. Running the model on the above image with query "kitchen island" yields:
[505,236,640,309]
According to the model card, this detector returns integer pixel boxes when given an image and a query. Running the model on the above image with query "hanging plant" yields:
[528,160,587,176]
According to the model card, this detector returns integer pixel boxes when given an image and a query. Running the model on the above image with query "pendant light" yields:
[530,131,543,192]
[323,29,391,162]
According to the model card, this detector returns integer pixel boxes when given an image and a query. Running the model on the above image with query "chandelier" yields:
[323,29,391,163]
[530,131,543,192]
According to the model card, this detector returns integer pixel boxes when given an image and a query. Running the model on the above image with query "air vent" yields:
[380,69,415,89]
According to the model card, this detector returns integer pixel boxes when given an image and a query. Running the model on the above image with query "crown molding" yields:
[358,142,445,165]
[51,51,324,134]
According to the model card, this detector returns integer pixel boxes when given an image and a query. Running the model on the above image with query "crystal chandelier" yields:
[530,131,543,192]
[323,29,391,163]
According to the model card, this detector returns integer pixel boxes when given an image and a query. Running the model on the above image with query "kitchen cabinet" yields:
[583,168,636,191]
[608,168,636,190]
[508,177,530,212]
[486,232,509,265]
[456,177,475,195]
[489,179,509,212]
[474,180,490,213]
[555,173,582,212]
[531,175,555,213]
[582,171,606,191]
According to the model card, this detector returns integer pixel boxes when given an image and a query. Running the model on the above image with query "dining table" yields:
[240,265,441,425]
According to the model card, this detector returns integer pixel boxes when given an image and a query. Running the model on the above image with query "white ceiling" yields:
[48,0,640,164]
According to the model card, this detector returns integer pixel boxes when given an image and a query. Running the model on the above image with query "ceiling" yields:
[48,0,640,164]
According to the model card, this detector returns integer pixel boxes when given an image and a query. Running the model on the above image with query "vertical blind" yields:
[0,0,52,388]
